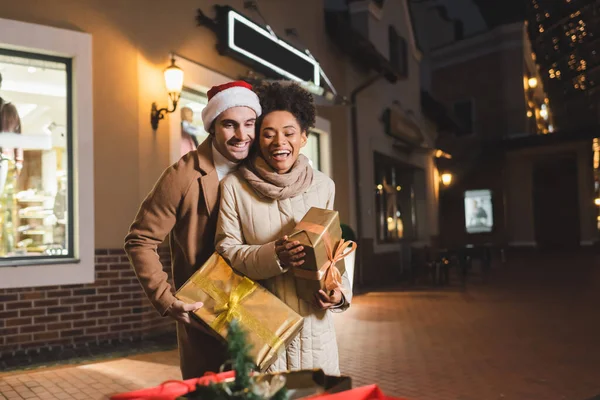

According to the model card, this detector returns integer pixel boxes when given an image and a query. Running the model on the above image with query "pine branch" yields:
[227,319,257,393]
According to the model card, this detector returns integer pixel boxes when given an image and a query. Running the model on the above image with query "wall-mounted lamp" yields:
[440,172,453,187]
[528,77,538,89]
[434,149,452,159]
[150,57,184,131]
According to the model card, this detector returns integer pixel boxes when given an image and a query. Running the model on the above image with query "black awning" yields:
[324,11,399,83]
[499,126,599,151]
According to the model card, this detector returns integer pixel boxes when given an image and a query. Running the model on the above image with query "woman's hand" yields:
[275,235,306,267]
[315,288,343,310]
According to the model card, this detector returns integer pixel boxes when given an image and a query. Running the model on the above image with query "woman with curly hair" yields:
[215,81,351,374]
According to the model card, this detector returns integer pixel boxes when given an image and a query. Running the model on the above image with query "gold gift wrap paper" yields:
[176,253,304,372]
[289,207,356,303]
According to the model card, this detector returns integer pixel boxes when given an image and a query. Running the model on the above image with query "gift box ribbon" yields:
[292,221,357,291]
[191,275,284,352]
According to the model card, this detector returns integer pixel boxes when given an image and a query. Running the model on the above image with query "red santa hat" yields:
[201,81,262,132]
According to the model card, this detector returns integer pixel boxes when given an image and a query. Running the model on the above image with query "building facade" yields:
[413,0,598,250]
[0,0,442,361]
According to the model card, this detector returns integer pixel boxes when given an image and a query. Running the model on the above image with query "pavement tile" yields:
[1,252,600,400]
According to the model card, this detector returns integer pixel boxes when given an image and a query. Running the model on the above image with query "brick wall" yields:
[0,249,176,359]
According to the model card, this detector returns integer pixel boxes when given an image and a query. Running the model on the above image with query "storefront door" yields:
[533,155,580,249]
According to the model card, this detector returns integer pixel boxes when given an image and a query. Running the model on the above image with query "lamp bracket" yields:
[150,97,179,131]
[196,8,219,33]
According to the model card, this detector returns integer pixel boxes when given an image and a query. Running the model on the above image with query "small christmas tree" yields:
[180,319,288,400]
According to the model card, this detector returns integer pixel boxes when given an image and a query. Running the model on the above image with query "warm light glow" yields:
[376,184,383,191]
[595,198,600,206]
[434,149,452,159]
[396,186,402,192]
[164,60,184,95]
[528,77,538,88]
[593,138,599,169]
[527,110,533,118]
[540,106,549,120]
[441,173,453,187]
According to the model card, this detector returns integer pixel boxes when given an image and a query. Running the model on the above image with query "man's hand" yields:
[166,300,208,332]
[315,289,343,310]
[275,235,306,268]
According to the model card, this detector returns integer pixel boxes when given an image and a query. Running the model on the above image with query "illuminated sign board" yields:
[464,190,494,234]
[214,7,321,86]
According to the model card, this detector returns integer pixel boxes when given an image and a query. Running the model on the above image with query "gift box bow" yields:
[191,275,284,352]
[291,221,357,292]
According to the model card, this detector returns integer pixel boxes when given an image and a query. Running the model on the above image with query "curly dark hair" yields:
[254,81,316,132]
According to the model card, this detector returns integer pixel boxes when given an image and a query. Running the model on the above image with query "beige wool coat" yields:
[215,168,352,375]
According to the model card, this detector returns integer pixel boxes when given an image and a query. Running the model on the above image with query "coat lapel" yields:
[195,138,220,215]
[201,171,219,215]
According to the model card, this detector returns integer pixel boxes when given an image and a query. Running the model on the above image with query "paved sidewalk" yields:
[2,251,600,400]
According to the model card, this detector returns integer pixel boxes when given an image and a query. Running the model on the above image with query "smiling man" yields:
[124,81,261,379]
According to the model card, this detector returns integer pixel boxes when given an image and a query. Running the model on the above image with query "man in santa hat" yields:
[125,81,261,379]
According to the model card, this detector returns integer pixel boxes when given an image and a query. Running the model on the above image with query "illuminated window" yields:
[301,131,321,171]
[0,49,73,262]
[374,153,417,242]
[178,88,209,157]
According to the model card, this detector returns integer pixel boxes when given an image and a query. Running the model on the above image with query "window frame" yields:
[388,25,408,78]
[0,47,75,266]
[303,130,322,171]
[453,98,476,136]
[0,17,93,289]
[373,152,418,244]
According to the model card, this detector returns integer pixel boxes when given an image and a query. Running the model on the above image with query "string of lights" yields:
[526,0,600,130]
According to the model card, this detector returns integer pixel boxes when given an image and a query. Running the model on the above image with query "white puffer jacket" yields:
[215,169,351,375]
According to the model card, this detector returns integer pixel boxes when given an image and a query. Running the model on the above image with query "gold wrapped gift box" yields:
[175,253,304,372]
[289,207,356,304]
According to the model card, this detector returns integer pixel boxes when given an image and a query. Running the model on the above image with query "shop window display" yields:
[0,50,72,262]
[301,131,321,171]
[178,88,209,156]
[374,154,417,242]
